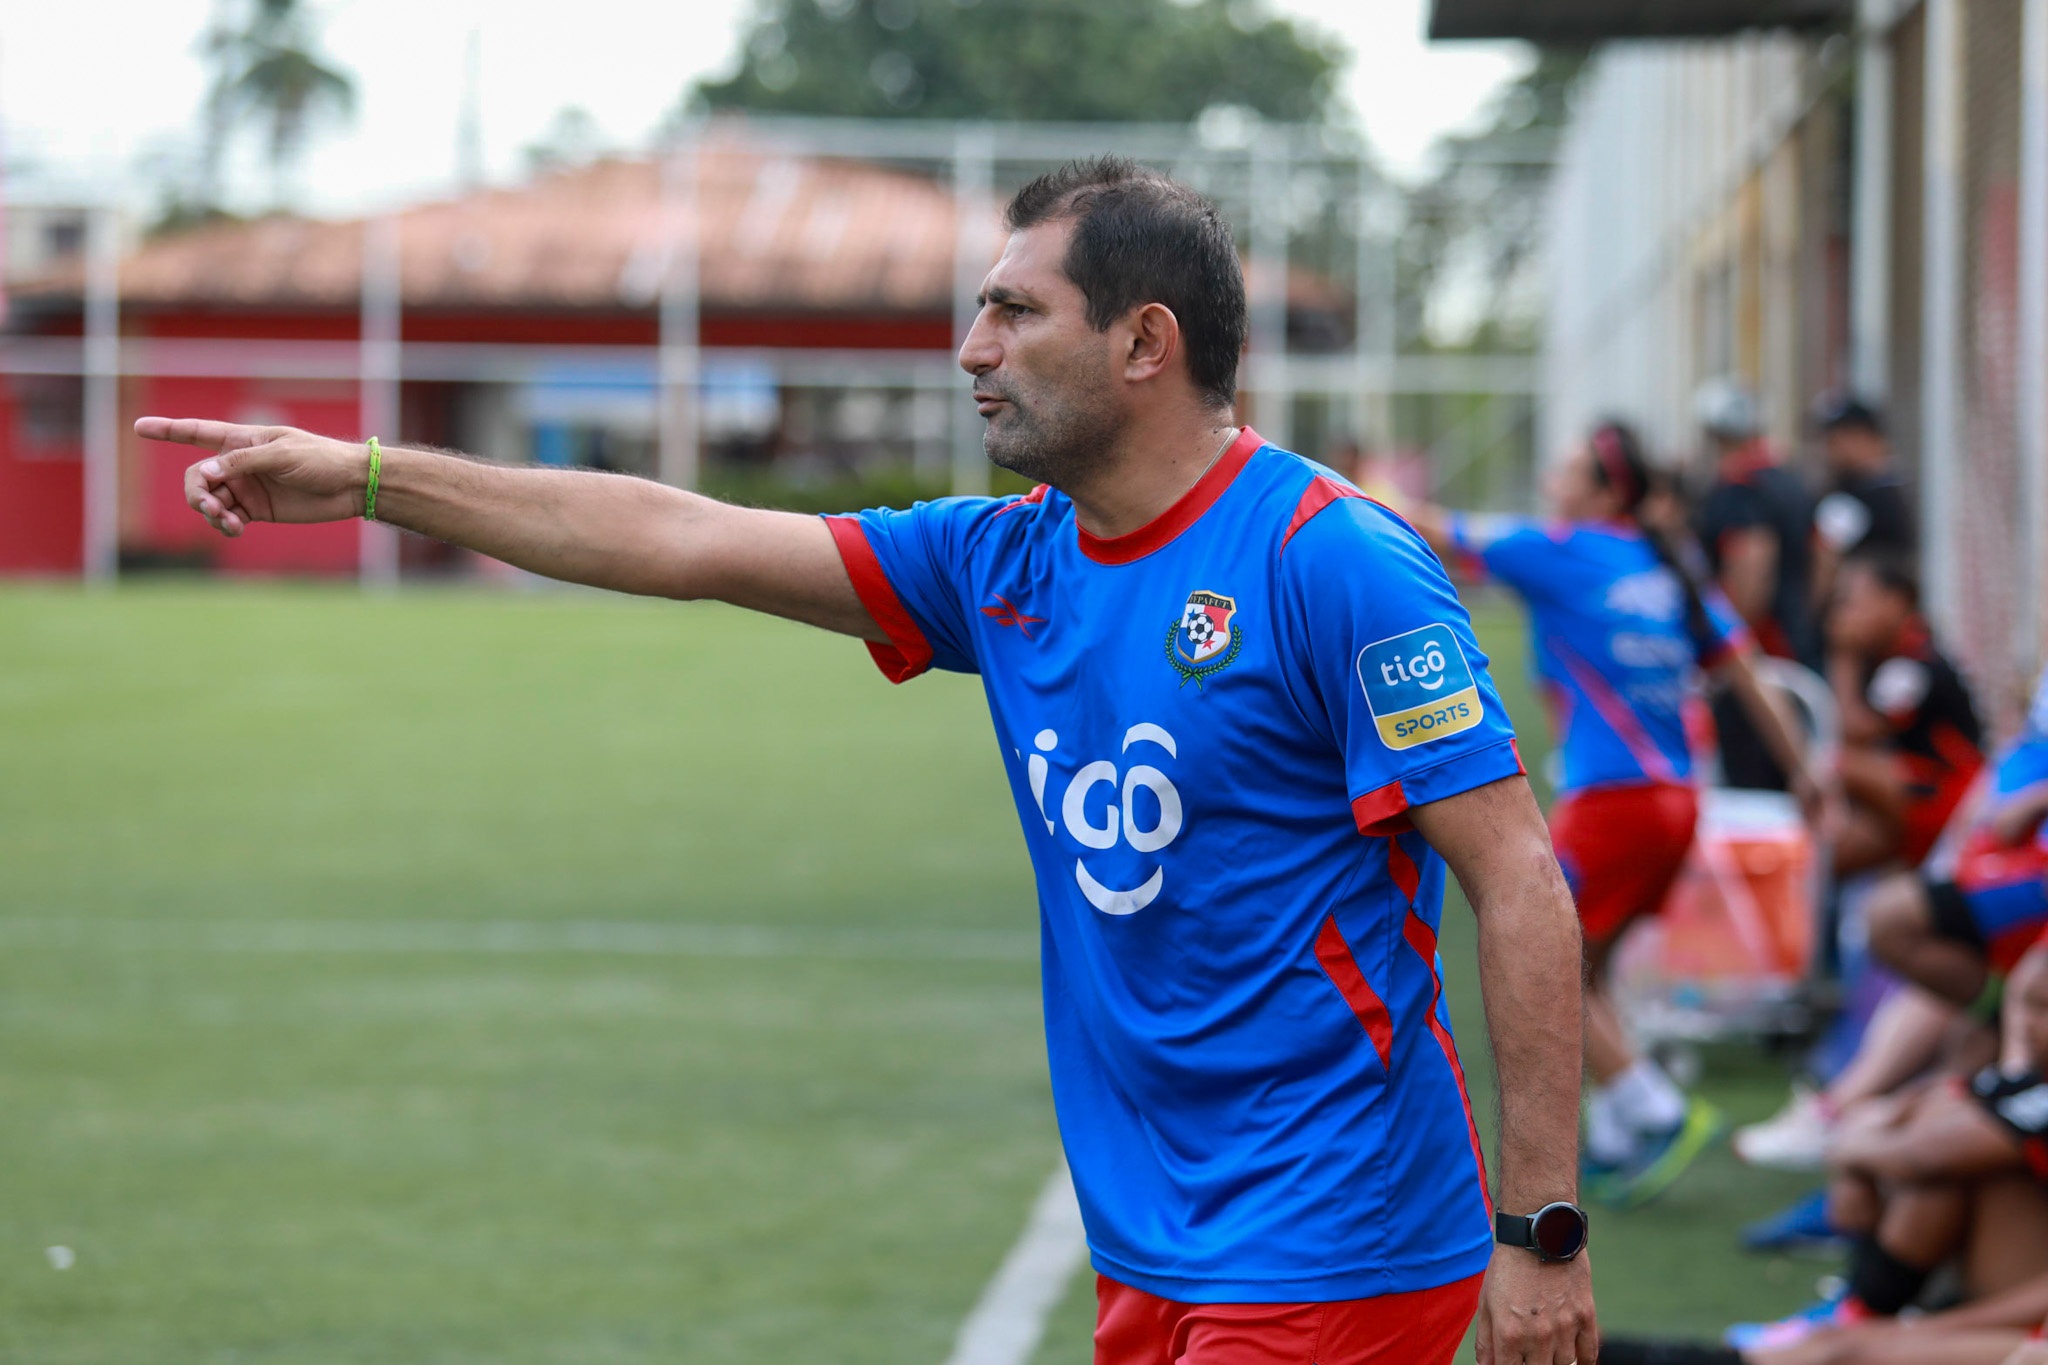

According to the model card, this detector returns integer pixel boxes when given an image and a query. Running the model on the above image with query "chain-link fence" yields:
[1952,0,2033,726]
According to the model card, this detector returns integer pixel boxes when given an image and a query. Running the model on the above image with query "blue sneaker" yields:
[1588,1097,1724,1209]
[1740,1190,1843,1254]
[1724,1295,1869,1350]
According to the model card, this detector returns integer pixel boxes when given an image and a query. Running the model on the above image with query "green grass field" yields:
[2,584,1830,1362]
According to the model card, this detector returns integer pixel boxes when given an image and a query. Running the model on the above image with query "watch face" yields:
[1532,1204,1587,1260]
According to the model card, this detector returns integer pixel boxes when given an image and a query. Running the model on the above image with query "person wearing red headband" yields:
[1409,420,1821,1207]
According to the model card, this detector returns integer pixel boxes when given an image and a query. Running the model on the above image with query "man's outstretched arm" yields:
[138,418,882,640]
[1410,774,1596,1365]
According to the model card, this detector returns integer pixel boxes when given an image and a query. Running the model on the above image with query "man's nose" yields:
[958,309,998,376]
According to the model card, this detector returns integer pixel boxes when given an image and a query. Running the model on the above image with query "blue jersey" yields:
[1448,515,1744,796]
[827,430,1522,1303]
[1986,669,2048,854]
[1991,720,2048,856]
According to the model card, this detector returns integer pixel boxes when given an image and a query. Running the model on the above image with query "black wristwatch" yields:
[1495,1203,1589,1263]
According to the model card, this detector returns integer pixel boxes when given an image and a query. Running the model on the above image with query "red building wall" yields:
[0,379,85,573]
[1,303,953,576]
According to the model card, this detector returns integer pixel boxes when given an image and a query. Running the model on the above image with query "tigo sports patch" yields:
[1357,626,1484,750]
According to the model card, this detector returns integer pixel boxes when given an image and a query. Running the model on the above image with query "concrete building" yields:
[1432,0,2048,723]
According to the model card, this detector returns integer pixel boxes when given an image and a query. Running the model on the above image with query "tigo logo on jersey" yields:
[1166,589,1243,687]
[1357,625,1484,750]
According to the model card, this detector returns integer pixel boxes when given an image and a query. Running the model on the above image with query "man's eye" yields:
[1005,304,1030,319]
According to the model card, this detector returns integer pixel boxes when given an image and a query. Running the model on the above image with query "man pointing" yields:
[145,158,1596,1365]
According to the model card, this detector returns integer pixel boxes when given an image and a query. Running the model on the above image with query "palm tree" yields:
[199,0,356,209]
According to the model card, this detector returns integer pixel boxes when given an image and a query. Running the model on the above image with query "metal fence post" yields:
[659,131,702,492]
[2018,0,2048,677]
[1851,0,1894,400]
[359,214,401,589]
[82,205,119,586]
[950,123,994,497]
[1249,126,1290,452]
[1921,0,1965,628]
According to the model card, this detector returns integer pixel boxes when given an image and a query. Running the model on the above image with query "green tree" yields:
[524,107,611,175]
[1401,47,1587,351]
[693,0,1345,123]
[199,0,357,208]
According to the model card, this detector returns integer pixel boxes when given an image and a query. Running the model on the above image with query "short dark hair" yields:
[1004,157,1247,409]
[1844,548,1921,608]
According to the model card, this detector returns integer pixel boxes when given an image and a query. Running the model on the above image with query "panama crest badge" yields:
[1166,589,1244,688]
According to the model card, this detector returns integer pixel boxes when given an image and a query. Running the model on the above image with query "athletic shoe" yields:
[1732,1084,1832,1171]
[1739,1189,1843,1253]
[1588,1097,1724,1209]
[1723,1295,1869,1350]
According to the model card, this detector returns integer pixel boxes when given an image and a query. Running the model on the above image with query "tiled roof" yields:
[23,145,974,314]
[18,140,1345,321]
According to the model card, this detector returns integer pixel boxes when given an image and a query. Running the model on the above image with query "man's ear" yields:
[1119,302,1182,386]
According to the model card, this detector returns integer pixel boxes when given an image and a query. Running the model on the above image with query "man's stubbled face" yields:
[959,220,1127,491]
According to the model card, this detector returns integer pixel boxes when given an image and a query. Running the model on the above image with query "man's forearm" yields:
[374,445,720,598]
[1474,850,1586,1208]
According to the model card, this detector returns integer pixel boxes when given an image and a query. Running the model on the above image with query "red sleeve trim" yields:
[1351,780,1412,836]
[1351,744,1526,837]
[824,515,935,684]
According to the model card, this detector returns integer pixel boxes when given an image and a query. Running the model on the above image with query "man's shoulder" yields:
[909,485,1069,560]
[1253,449,1422,560]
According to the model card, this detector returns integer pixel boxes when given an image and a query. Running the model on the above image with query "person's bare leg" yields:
[1872,1180,1969,1272]
[1826,1170,1883,1238]
[1825,987,1961,1109]
[1751,1328,2030,1365]
[2002,947,2048,1071]
[1962,1175,2048,1300]
[1867,874,1991,1007]
[1582,932,1636,1084]
[1834,806,1907,878]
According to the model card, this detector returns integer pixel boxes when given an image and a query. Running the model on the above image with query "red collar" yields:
[1077,427,1264,565]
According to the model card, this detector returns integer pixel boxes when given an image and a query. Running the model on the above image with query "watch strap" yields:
[1494,1211,1535,1249]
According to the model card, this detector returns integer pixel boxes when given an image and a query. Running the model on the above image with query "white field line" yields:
[0,918,1037,962]
[943,1160,1089,1365]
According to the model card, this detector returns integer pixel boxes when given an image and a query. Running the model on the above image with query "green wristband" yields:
[364,437,381,522]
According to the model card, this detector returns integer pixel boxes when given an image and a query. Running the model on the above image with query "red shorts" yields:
[1899,757,1980,868]
[1093,1272,1484,1365]
[1549,782,1701,944]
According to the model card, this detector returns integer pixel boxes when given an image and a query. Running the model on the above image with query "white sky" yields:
[0,0,1528,214]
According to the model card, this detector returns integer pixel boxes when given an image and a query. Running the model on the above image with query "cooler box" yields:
[1654,788,1817,980]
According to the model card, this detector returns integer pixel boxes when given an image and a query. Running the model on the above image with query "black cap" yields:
[1813,391,1885,434]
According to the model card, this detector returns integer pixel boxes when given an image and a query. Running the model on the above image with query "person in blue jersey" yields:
[142,158,1597,1365]
[1404,421,1820,1207]
[1864,668,2048,1008]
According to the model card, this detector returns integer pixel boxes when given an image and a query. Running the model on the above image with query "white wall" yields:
[1540,36,1814,468]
